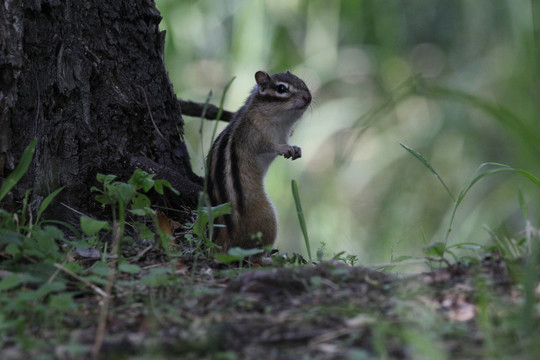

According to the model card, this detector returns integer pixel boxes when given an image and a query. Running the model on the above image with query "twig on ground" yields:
[53,263,108,298]
[92,221,120,360]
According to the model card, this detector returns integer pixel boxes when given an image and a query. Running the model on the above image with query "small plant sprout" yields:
[90,169,179,254]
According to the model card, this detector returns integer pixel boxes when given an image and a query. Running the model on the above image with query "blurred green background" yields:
[156,0,540,267]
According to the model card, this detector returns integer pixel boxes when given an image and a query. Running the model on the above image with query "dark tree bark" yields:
[1,0,205,223]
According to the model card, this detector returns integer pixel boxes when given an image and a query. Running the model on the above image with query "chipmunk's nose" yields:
[303,93,312,104]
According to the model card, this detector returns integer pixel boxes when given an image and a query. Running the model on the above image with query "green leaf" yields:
[214,246,264,264]
[27,226,64,261]
[446,242,483,251]
[131,193,151,211]
[96,173,117,185]
[16,282,65,302]
[148,267,171,276]
[128,169,155,192]
[141,273,170,287]
[36,186,65,224]
[209,202,232,218]
[80,216,110,236]
[0,274,21,291]
[136,223,155,240]
[37,281,66,298]
[192,210,208,239]
[228,247,264,258]
[109,182,136,204]
[128,208,149,216]
[392,255,418,263]
[0,138,36,202]
[196,201,231,217]
[49,293,76,310]
[93,194,113,205]
[5,243,20,255]
[91,262,110,277]
[118,262,141,274]
[213,253,244,264]
[81,274,108,286]
[422,242,446,257]
[0,232,24,246]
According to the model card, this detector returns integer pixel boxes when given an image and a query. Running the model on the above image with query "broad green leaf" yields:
[109,182,136,203]
[154,179,179,195]
[49,293,76,310]
[131,193,151,211]
[16,282,66,302]
[96,173,117,185]
[128,208,149,216]
[93,194,113,205]
[91,262,110,277]
[81,274,108,286]
[148,267,171,276]
[211,202,232,218]
[141,273,170,287]
[391,255,418,263]
[228,247,264,257]
[64,261,84,274]
[128,169,155,192]
[35,281,66,298]
[0,232,23,246]
[422,242,446,257]
[118,262,141,274]
[29,226,64,261]
[80,216,110,236]
[5,243,20,255]
[213,253,244,264]
[137,223,155,240]
[0,274,21,291]
[192,210,208,239]
[197,202,231,220]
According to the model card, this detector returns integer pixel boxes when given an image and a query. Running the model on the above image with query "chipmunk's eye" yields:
[276,84,288,94]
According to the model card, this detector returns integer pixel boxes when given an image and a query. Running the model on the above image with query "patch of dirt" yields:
[1,248,537,360]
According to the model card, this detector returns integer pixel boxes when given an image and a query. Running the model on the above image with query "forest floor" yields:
[2,242,538,360]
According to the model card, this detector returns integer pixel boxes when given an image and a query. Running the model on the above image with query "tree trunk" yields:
[1,0,203,223]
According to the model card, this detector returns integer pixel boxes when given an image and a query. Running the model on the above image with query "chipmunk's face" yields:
[254,71,312,115]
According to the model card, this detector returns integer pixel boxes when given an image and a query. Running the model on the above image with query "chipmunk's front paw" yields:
[280,145,302,160]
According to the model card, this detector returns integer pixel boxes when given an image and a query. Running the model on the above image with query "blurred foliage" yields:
[156,0,540,266]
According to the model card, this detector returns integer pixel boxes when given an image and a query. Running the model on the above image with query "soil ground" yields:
[2,244,536,360]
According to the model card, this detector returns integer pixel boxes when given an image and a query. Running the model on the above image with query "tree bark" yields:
[1,0,203,223]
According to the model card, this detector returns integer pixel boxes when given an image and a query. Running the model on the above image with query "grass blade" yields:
[418,84,540,155]
[445,162,540,245]
[0,138,37,202]
[291,179,312,262]
[36,186,65,224]
[207,76,236,173]
[203,77,235,243]
[400,143,455,202]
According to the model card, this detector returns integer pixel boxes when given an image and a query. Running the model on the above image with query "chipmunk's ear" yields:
[255,71,271,93]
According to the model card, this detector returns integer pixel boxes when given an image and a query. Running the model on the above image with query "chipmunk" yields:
[207,70,312,262]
